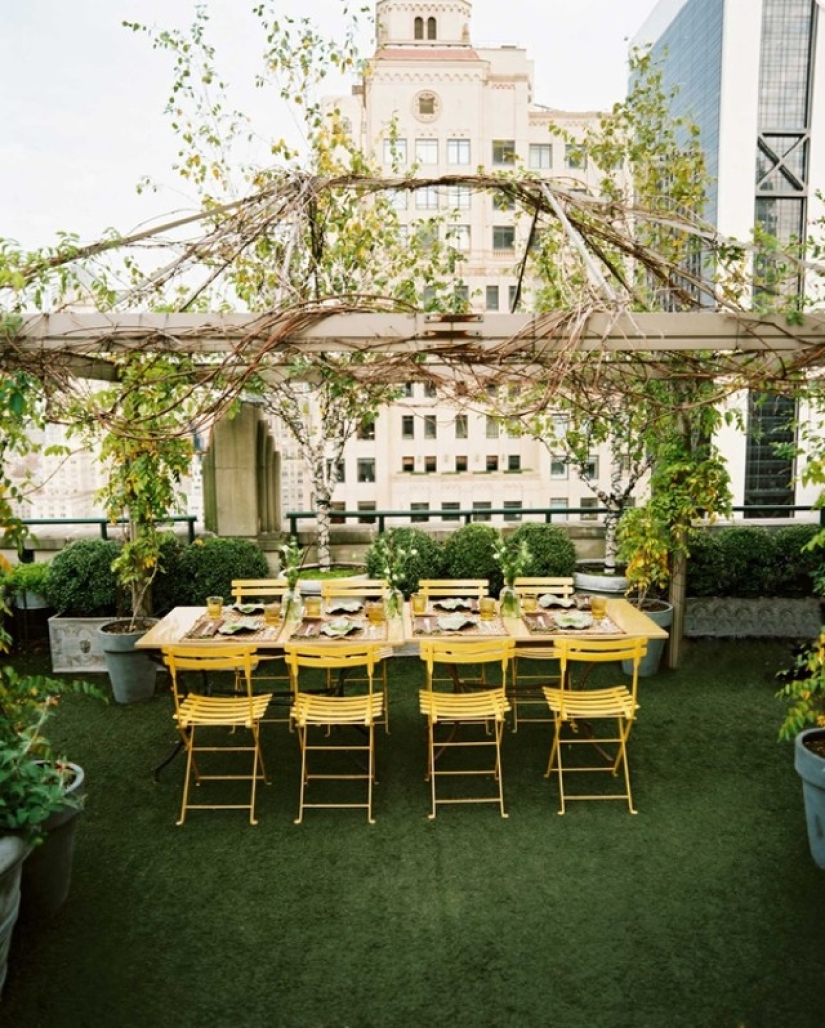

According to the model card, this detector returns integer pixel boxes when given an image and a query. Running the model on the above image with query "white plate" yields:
[538,595,575,609]
[434,598,472,611]
[321,618,358,637]
[326,599,363,613]
[436,614,475,632]
[553,611,593,630]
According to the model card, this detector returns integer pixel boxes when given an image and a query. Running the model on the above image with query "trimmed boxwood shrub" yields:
[442,522,502,594]
[365,527,446,598]
[170,537,269,606]
[44,538,124,616]
[687,524,824,598]
[509,522,577,578]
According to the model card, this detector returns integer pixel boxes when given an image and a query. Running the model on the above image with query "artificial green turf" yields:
[2,638,823,1028]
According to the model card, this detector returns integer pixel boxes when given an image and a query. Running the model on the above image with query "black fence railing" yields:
[19,515,198,545]
[285,504,825,537]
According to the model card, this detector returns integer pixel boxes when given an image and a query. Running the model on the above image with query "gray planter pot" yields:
[574,562,629,597]
[98,619,159,704]
[0,837,29,995]
[21,762,86,922]
[621,601,674,677]
[794,728,825,870]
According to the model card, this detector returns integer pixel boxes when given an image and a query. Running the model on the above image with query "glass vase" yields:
[281,586,303,622]
[498,584,521,618]
[386,587,404,620]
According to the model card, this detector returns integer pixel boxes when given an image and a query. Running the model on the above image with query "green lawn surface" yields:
[3,637,822,1028]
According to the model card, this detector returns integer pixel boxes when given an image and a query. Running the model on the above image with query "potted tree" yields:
[616,504,674,677]
[85,353,196,704]
[776,634,825,869]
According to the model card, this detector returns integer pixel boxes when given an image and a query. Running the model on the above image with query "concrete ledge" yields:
[684,597,823,639]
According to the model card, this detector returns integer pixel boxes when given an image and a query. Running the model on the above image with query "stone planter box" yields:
[48,615,112,674]
[684,597,822,639]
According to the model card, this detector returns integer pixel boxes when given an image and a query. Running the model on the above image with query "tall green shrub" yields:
[509,523,577,578]
[44,539,123,616]
[173,538,269,605]
[442,523,502,593]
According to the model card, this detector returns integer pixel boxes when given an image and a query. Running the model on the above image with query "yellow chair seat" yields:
[542,685,637,721]
[292,692,385,727]
[176,693,272,729]
[419,688,510,724]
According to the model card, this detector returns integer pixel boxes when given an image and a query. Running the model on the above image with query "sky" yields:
[0,0,659,250]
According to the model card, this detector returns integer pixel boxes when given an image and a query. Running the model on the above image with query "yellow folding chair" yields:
[162,644,272,825]
[418,637,514,819]
[320,578,392,732]
[509,576,575,731]
[418,579,489,604]
[230,578,292,723]
[543,636,647,814]
[284,642,386,824]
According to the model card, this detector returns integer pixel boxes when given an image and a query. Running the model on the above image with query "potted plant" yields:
[43,539,124,674]
[0,664,103,925]
[277,537,306,621]
[776,633,825,869]
[365,528,446,598]
[366,529,418,618]
[616,504,674,676]
[5,561,51,611]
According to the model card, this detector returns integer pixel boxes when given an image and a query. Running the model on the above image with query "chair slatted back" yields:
[554,636,647,717]
[513,576,575,599]
[418,579,489,602]
[231,578,289,604]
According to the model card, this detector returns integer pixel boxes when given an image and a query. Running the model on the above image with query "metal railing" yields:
[285,504,825,536]
[19,515,198,545]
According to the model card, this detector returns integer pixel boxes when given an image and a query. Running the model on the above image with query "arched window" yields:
[414,16,423,39]
[427,16,437,40]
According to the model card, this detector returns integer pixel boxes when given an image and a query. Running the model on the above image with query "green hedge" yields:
[442,523,503,593]
[169,538,269,606]
[43,539,125,616]
[364,527,446,598]
[686,525,822,598]
[509,523,578,578]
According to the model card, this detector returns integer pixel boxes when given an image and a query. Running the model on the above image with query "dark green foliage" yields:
[509,522,577,578]
[149,535,188,615]
[685,531,726,597]
[443,522,502,593]
[770,524,822,597]
[687,525,823,597]
[43,538,124,615]
[364,527,446,597]
[171,537,269,604]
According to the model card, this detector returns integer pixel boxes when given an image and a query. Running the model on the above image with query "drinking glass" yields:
[263,602,281,625]
[479,597,497,621]
[366,601,385,625]
[206,595,223,619]
[411,593,427,616]
[590,595,607,620]
[304,596,322,618]
[521,595,537,613]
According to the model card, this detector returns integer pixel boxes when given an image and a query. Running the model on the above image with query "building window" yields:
[358,501,376,525]
[357,419,375,440]
[357,459,376,483]
[583,458,598,480]
[503,500,523,522]
[383,138,407,165]
[425,455,437,473]
[402,382,414,397]
[493,226,515,251]
[493,192,515,211]
[441,502,460,521]
[486,285,499,311]
[565,143,587,169]
[449,224,471,251]
[508,284,520,311]
[486,455,499,472]
[507,454,521,472]
[550,457,568,479]
[473,501,492,522]
[580,497,598,521]
[411,502,429,522]
[414,16,423,39]
[415,186,440,210]
[445,184,472,209]
[417,92,438,118]
[456,455,468,472]
[549,497,568,521]
[424,415,437,439]
[492,139,516,165]
[402,415,415,439]
[427,16,436,39]
[486,416,500,439]
[415,138,438,165]
[529,143,552,170]
[326,459,345,484]
[423,381,437,398]
[455,414,468,439]
[330,501,346,525]
[402,456,415,473]
[447,139,471,165]
[388,190,408,211]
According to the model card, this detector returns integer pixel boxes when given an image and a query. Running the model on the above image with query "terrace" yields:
[2,636,823,1027]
